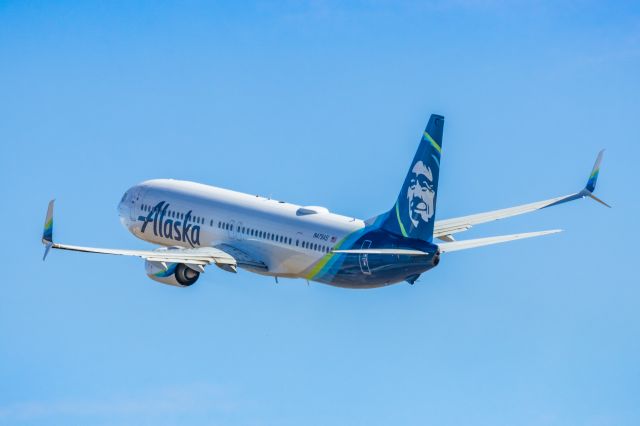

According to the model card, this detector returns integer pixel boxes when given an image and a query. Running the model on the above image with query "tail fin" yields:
[379,114,445,242]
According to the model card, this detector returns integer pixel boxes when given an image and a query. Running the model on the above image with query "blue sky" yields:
[1,1,638,425]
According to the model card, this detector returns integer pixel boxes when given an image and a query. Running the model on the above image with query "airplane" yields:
[41,114,609,289]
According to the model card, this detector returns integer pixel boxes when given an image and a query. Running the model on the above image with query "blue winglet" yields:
[583,150,610,208]
[42,200,55,260]
[586,149,604,193]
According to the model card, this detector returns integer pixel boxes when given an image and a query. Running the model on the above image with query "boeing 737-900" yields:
[41,115,608,288]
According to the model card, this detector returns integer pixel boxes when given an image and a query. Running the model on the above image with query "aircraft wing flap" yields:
[433,225,472,238]
[215,243,268,270]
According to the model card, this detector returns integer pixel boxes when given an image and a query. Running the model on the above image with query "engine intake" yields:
[145,260,200,287]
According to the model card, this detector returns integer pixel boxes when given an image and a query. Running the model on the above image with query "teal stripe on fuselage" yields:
[310,213,388,283]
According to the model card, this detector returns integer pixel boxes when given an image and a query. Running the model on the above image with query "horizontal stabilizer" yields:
[438,229,562,253]
[332,248,430,256]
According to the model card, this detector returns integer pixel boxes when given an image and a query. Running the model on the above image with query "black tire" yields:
[175,263,200,286]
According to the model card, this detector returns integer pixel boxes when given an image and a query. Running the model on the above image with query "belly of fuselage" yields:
[311,253,438,289]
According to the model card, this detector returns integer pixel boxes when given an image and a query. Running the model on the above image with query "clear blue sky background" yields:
[1,1,638,425]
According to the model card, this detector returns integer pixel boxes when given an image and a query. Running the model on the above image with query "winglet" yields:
[583,150,610,208]
[42,200,55,260]
[585,149,604,192]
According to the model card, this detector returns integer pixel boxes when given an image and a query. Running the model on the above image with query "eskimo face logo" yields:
[406,160,435,228]
[138,201,201,247]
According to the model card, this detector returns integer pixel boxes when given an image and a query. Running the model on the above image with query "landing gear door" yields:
[359,240,372,275]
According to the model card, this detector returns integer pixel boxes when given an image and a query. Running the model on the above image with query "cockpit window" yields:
[120,192,128,203]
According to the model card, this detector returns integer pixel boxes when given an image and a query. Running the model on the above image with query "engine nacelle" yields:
[145,260,200,287]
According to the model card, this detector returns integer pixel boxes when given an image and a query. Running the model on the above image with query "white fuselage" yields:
[118,179,365,278]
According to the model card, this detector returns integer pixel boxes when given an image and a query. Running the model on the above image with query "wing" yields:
[41,200,238,273]
[433,150,609,241]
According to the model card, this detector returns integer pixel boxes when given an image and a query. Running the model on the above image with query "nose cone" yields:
[117,187,137,228]
[117,190,129,216]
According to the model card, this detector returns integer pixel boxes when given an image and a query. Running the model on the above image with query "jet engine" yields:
[145,260,200,287]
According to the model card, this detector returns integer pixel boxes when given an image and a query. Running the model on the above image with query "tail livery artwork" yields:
[41,115,609,288]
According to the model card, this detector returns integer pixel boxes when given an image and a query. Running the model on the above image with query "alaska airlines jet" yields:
[41,115,609,288]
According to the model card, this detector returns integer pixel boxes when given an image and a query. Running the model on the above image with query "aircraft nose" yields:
[117,190,129,215]
[117,187,137,225]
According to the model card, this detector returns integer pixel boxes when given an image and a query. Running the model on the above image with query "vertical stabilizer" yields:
[379,114,444,242]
